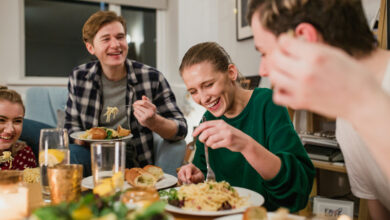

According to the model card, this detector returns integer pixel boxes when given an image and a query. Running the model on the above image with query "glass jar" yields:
[0,170,29,219]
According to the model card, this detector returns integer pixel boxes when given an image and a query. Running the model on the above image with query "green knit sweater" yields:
[192,88,315,212]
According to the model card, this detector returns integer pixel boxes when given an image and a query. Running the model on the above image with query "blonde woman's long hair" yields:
[0,86,25,114]
[179,42,245,83]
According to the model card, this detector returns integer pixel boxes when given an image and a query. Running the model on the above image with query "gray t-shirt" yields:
[99,74,138,167]
[99,74,129,129]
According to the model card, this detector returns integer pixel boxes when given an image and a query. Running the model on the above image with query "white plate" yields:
[214,212,306,220]
[82,173,177,190]
[164,186,264,216]
[70,131,133,142]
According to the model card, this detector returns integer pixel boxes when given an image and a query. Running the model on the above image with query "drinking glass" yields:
[39,128,70,202]
[48,164,83,204]
[91,141,126,191]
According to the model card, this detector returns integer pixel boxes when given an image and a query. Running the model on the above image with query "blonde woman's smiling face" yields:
[0,100,24,151]
[181,61,237,117]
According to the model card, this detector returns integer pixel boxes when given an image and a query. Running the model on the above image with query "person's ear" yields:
[227,64,239,82]
[294,23,322,43]
[85,42,95,55]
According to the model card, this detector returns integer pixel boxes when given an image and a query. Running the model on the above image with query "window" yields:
[24,0,156,77]
[25,0,100,77]
[122,6,156,68]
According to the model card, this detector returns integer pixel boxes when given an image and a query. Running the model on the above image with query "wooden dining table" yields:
[28,183,237,220]
[169,213,220,220]
[28,187,312,220]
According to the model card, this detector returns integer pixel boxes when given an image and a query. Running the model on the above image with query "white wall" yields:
[0,0,22,87]
[174,0,264,83]
[0,0,68,101]
[165,0,268,142]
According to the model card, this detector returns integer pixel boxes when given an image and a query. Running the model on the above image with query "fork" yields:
[201,116,216,182]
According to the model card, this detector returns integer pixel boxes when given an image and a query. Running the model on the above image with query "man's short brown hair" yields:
[82,11,127,44]
[247,0,376,57]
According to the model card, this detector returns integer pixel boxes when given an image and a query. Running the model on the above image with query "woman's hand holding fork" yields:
[193,119,250,153]
[177,163,205,184]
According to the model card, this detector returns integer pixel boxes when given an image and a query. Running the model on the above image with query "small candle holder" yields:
[0,171,29,219]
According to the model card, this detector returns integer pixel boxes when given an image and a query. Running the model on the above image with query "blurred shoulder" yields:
[251,87,273,103]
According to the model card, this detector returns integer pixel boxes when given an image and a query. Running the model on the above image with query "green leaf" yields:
[168,188,178,200]
[80,193,95,204]
[32,205,70,220]
[100,207,114,217]
[114,202,129,218]
[158,190,169,197]
[134,201,166,220]
[106,130,113,139]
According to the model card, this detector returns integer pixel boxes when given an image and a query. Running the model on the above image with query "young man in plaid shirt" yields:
[65,11,187,176]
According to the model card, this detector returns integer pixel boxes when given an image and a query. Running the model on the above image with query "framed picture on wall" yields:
[236,0,253,41]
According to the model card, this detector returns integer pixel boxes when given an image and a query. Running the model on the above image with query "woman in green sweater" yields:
[177,42,315,212]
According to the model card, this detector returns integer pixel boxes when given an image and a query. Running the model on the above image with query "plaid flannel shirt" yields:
[65,59,187,166]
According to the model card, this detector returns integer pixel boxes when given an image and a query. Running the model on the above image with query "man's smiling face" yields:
[86,21,128,68]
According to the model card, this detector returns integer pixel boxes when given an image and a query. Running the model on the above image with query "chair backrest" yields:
[20,119,54,159]
[153,133,186,176]
[25,87,68,128]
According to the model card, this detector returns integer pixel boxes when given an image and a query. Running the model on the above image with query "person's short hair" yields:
[247,0,376,57]
[0,86,25,114]
[82,10,127,44]
[179,42,234,75]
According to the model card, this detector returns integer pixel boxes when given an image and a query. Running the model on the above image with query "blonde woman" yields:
[177,42,315,212]
[0,86,37,170]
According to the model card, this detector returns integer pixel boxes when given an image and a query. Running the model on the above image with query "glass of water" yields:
[91,141,126,191]
[39,128,70,202]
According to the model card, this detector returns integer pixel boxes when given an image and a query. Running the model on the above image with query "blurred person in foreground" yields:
[248,0,390,218]
[177,42,315,212]
[64,11,187,176]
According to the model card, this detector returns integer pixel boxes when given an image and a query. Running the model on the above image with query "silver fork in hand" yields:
[201,116,216,182]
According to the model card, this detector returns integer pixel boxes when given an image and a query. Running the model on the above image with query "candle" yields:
[0,171,29,220]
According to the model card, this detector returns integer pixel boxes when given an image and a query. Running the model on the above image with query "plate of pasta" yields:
[160,181,264,216]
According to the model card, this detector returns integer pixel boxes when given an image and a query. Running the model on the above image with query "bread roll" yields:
[243,206,268,220]
[117,125,131,137]
[125,168,157,187]
[88,127,107,139]
[143,165,164,180]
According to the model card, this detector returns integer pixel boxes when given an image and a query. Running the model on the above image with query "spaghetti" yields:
[177,181,248,211]
[0,151,13,168]
[104,106,119,122]
[23,167,40,183]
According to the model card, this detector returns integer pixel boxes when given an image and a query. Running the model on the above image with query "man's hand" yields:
[133,96,157,127]
[133,95,179,140]
[75,139,86,146]
[267,34,375,119]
